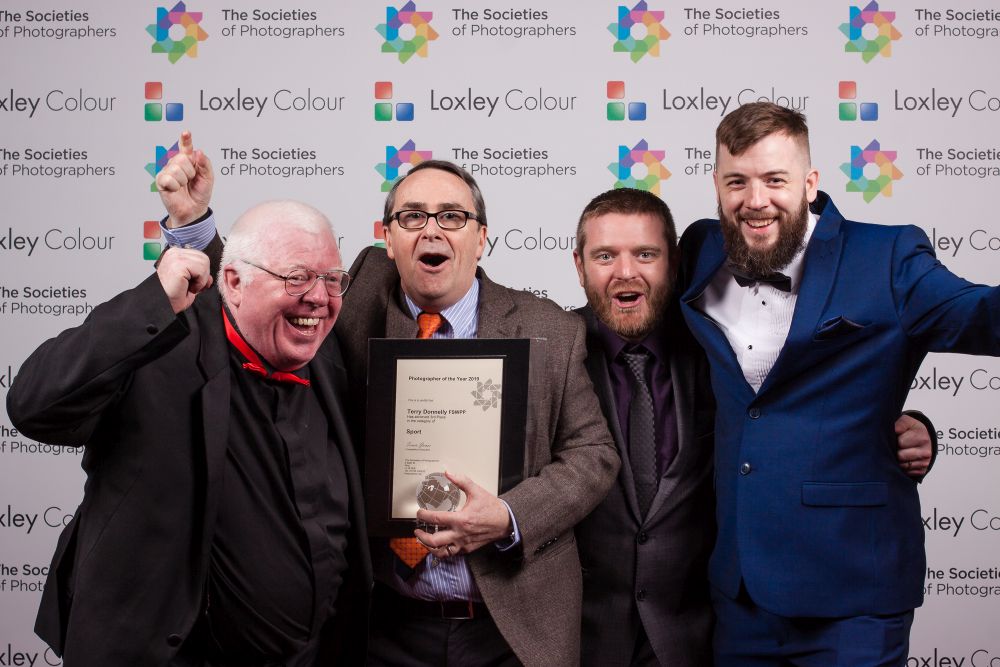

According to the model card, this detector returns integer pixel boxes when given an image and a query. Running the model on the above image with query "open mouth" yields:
[741,216,776,230]
[288,316,321,333]
[419,252,449,268]
[612,291,645,309]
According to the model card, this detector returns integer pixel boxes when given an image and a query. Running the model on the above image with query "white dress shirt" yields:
[696,213,817,391]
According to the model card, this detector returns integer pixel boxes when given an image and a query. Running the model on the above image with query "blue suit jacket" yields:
[679,191,1000,618]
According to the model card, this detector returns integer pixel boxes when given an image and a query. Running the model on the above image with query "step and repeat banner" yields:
[2,0,999,661]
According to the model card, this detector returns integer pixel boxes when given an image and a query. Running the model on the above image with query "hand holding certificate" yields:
[365,338,531,538]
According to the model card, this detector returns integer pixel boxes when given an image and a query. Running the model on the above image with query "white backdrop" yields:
[2,1,999,663]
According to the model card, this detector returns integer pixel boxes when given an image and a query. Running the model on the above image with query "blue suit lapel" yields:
[681,225,751,395]
[757,193,845,396]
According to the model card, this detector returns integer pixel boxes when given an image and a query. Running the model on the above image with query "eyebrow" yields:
[397,201,469,211]
[720,169,791,179]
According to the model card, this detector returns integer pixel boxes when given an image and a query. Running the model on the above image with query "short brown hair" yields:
[576,188,676,253]
[716,102,810,159]
[382,160,487,227]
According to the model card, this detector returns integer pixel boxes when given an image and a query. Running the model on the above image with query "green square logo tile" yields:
[838,102,857,121]
[607,102,626,121]
[143,242,162,260]
[374,102,393,121]
[144,103,163,122]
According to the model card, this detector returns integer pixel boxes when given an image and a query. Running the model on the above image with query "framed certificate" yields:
[365,338,530,536]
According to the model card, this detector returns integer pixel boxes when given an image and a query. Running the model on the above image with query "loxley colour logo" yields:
[608,1,669,63]
[145,141,180,192]
[375,81,414,121]
[147,1,208,64]
[839,1,900,63]
[606,81,646,121]
[377,2,439,63]
[838,80,878,121]
[373,221,386,248]
[376,139,432,192]
[609,139,670,194]
[144,82,184,122]
[840,139,902,202]
[143,220,162,260]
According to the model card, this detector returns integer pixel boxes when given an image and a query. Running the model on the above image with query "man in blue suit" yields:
[679,102,999,665]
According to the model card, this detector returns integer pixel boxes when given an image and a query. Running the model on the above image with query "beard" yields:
[585,275,673,342]
[719,196,809,278]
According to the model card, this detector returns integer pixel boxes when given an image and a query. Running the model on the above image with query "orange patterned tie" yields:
[390,312,444,570]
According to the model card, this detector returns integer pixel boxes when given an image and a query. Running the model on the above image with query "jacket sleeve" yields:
[893,224,1000,354]
[6,274,190,447]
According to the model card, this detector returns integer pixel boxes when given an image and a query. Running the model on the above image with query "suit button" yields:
[166,634,183,647]
[740,462,752,475]
[146,324,159,335]
[748,407,761,419]
[637,531,648,545]
[636,589,647,602]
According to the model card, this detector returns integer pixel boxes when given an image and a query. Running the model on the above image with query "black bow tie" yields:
[728,264,792,292]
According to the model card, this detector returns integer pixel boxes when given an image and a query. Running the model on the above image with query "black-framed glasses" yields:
[390,209,478,230]
[241,260,351,297]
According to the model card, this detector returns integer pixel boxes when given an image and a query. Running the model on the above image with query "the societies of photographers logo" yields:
[608,1,669,63]
[377,2,438,63]
[840,139,902,203]
[148,1,208,64]
[376,139,432,192]
[839,1,900,63]
[609,139,670,194]
[146,141,180,192]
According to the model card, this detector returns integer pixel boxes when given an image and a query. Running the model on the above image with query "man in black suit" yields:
[570,188,935,666]
[7,200,371,666]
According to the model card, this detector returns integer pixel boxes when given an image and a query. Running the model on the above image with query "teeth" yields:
[743,218,774,229]
[290,317,319,326]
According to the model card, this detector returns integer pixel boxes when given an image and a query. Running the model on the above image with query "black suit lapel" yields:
[578,307,643,523]
[193,291,232,569]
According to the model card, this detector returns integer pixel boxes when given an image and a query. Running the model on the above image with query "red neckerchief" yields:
[221,307,311,387]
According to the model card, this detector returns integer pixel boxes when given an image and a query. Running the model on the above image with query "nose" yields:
[613,255,636,280]
[301,278,330,306]
[420,216,444,239]
[746,181,768,210]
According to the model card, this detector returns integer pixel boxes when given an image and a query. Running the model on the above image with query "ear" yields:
[805,167,820,203]
[573,248,586,288]
[383,224,395,260]
[223,266,243,308]
[474,223,487,261]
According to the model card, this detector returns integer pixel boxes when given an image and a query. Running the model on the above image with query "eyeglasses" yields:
[390,209,478,230]
[241,260,351,297]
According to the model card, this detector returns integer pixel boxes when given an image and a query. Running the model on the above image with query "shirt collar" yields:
[595,316,671,367]
[403,280,480,339]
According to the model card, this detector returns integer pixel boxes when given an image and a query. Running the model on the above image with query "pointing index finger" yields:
[179,130,194,155]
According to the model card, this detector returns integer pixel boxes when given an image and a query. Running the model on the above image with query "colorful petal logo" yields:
[145,141,180,192]
[839,1,900,63]
[147,2,208,64]
[608,2,670,63]
[609,140,670,194]
[377,2,439,63]
[376,140,432,192]
[840,139,902,203]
